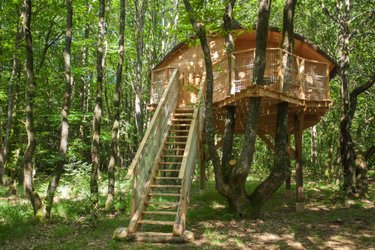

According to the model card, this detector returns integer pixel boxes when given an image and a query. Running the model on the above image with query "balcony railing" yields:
[150,48,330,106]
[212,48,330,103]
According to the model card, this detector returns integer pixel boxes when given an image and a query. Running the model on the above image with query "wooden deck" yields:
[212,84,332,134]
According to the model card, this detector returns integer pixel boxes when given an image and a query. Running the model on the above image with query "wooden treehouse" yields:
[114,29,337,243]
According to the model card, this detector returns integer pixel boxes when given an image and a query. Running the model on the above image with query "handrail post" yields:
[325,63,330,100]
[299,59,305,99]
[279,49,284,92]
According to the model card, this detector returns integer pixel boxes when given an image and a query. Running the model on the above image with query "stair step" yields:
[142,211,177,216]
[155,176,180,180]
[175,109,194,113]
[174,113,193,117]
[148,192,180,197]
[163,147,185,151]
[138,220,174,226]
[150,184,182,188]
[165,142,186,145]
[161,155,183,158]
[159,162,182,165]
[171,118,192,122]
[168,136,188,139]
[171,124,191,127]
[158,169,180,172]
[146,201,179,206]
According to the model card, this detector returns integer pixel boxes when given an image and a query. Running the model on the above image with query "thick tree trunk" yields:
[231,0,272,216]
[105,0,125,210]
[221,0,237,185]
[182,0,231,203]
[337,0,355,196]
[91,0,106,208]
[350,74,375,197]
[249,0,296,217]
[22,0,43,217]
[44,0,73,219]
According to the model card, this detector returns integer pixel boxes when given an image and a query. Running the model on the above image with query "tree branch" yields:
[319,0,338,22]
[349,72,375,119]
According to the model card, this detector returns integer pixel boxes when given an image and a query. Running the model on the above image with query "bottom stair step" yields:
[113,229,194,243]
[146,201,179,206]
[138,220,174,226]
[142,211,177,215]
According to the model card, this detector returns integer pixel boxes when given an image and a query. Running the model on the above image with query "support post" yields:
[294,112,304,212]
[199,144,206,193]
[285,132,292,198]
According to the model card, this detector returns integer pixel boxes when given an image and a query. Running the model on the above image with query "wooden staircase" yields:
[113,69,203,243]
[137,109,193,233]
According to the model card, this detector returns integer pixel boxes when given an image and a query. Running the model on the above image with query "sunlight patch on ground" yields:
[210,201,226,209]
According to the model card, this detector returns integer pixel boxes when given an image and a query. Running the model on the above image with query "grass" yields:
[0,175,374,249]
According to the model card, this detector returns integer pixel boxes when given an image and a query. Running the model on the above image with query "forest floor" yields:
[0,175,374,250]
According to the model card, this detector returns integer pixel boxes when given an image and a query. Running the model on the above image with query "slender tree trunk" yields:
[105,0,125,210]
[4,28,22,165]
[91,0,106,208]
[0,109,5,186]
[44,0,73,219]
[22,0,43,217]
[134,0,147,143]
[79,3,91,142]
[249,0,296,217]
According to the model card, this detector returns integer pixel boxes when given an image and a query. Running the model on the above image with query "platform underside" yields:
[213,85,332,135]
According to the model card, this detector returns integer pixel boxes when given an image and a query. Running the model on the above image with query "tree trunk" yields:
[79,3,92,143]
[221,0,237,185]
[134,0,147,143]
[22,0,43,217]
[0,109,5,186]
[91,0,106,208]
[182,0,231,205]
[105,0,125,211]
[249,0,296,217]
[231,0,272,216]
[337,0,355,196]
[44,0,73,219]
[4,27,22,165]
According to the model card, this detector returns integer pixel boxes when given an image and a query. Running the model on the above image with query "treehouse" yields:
[114,28,337,243]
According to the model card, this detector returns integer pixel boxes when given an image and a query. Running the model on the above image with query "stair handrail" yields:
[125,68,179,232]
[173,75,206,236]
[126,68,178,180]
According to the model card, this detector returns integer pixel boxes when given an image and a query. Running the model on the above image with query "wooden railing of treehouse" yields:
[125,68,179,234]
[212,48,330,103]
[150,67,176,104]
[173,75,205,236]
